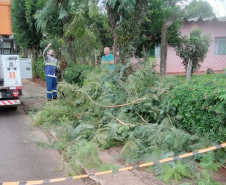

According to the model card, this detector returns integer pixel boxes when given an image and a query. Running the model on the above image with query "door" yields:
[19,58,32,79]
[2,55,22,87]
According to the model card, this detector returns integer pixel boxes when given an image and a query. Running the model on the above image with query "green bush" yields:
[171,80,226,142]
[63,64,93,86]
[36,58,45,80]
[32,58,45,80]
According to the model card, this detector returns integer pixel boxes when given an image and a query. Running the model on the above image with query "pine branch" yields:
[166,113,173,126]
[157,89,168,97]
[74,90,145,108]
[137,113,146,123]
[120,81,146,123]
[114,116,135,127]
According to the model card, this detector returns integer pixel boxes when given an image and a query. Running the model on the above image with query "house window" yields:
[214,37,226,55]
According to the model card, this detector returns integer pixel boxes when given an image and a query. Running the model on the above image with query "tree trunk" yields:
[133,0,148,50]
[186,59,192,82]
[92,49,96,67]
[160,25,168,77]
[60,53,67,72]
[31,46,38,79]
[160,15,177,76]
[22,49,28,58]
[113,32,119,63]
[106,4,119,63]
[106,1,148,63]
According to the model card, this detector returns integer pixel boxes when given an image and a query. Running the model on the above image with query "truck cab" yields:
[0,0,22,109]
[0,38,22,109]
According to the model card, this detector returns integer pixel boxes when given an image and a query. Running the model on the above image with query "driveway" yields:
[0,107,85,185]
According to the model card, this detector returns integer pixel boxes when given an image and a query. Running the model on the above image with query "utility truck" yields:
[0,0,22,109]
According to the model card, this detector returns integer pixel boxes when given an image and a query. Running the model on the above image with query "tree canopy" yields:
[184,0,215,18]
[12,0,43,78]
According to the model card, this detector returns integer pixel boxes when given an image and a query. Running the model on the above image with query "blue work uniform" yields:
[43,48,58,100]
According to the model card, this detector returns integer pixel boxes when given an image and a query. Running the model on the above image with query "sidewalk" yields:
[84,147,166,185]
[20,79,87,185]
[20,79,47,110]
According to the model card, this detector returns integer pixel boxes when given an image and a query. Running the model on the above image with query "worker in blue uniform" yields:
[43,43,58,101]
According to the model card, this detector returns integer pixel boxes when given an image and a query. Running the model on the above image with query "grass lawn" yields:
[172,73,226,86]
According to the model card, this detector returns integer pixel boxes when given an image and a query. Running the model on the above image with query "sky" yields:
[206,0,226,17]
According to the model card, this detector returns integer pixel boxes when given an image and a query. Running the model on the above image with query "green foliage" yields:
[115,19,137,47]
[174,74,226,85]
[36,0,110,63]
[31,63,215,179]
[35,0,64,37]
[12,0,43,49]
[195,170,221,185]
[199,152,222,171]
[98,163,120,172]
[161,161,191,184]
[64,65,93,87]
[184,0,215,18]
[171,79,226,142]
[32,62,225,181]
[106,0,136,10]
[105,0,148,58]
[137,0,183,56]
[66,141,102,174]
[36,58,45,80]
[12,0,43,77]
[32,102,73,126]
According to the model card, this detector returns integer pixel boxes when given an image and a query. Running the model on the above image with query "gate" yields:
[19,58,32,79]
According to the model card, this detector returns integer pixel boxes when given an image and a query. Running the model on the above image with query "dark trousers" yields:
[46,76,57,100]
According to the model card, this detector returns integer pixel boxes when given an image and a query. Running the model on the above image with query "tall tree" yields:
[36,0,111,67]
[185,0,215,18]
[12,0,43,78]
[35,0,71,70]
[136,0,183,55]
[64,0,108,64]
[105,0,148,63]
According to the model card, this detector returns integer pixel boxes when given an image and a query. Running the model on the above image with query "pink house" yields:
[156,16,226,74]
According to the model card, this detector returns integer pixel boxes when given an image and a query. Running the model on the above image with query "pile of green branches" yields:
[32,63,225,184]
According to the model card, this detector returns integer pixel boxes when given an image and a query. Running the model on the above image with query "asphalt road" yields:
[0,107,85,185]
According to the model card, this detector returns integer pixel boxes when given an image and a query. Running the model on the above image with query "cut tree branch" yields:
[114,116,135,127]
[74,90,145,108]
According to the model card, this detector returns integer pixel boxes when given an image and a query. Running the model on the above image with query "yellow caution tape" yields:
[1,142,225,185]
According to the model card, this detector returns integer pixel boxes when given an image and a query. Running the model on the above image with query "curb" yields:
[20,98,32,111]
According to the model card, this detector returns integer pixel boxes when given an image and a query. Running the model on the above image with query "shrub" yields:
[32,58,45,80]
[171,80,226,142]
[63,64,93,86]
[36,58,45,80]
